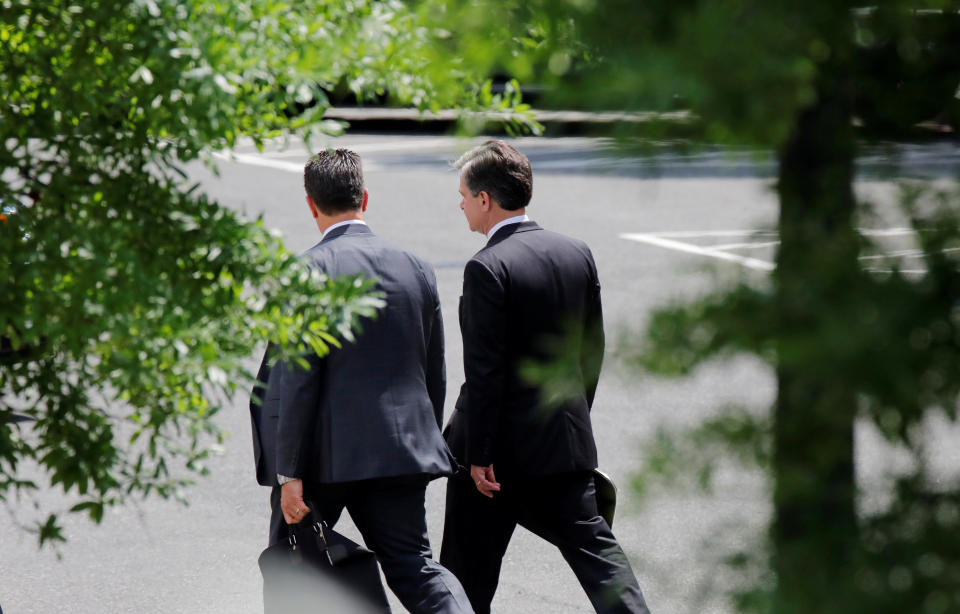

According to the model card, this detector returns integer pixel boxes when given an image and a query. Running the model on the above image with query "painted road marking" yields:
[644,229,777,239]
[620,232,776,271]
[213,150,384,173]
[621,228,943,274]
[260,137,458,159]
[710,240,781,251]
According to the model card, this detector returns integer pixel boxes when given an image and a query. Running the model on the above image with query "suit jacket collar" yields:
[319,222,373,244]
[486,220,541,247]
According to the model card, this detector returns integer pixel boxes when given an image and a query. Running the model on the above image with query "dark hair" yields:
[303,149,364,215]
[453,140,532,211]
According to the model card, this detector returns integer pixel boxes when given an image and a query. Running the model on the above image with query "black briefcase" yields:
[259,501,391,613]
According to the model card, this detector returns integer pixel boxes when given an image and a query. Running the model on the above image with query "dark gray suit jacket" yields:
[445,221,604,480]
[250,223,455,485]
[250,343,281,486]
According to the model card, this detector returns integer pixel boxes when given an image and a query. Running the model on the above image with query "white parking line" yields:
[336,138,456,154]
[213,151,384,173]
[859,227,915,237]
[260,138,458,159]
[864,268,928,274]
[861,246,960,260]
[711,241,781,251]
[619,232,776,271]
[620,227,938,273]
[648,229,779,239]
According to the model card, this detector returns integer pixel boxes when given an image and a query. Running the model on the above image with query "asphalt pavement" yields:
[2,134,959,614]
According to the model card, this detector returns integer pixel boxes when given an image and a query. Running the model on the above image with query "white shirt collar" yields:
[322,218,367,239]
[486,214,529,240]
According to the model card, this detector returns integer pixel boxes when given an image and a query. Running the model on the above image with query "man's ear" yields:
[479,191,491,211]
[306,196,319,218]
[361,189,369,212]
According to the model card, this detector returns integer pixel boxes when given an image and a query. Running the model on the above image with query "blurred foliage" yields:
[856,477,960,612]
[434,1,960,612]
[0,0,539,547]
[430,0,960,139]
[634,184,960,611]
[630,407,771,500]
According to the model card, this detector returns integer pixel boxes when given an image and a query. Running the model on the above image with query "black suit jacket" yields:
[250,223,455,485]
[250,343,281,486]
[446,221,604,480]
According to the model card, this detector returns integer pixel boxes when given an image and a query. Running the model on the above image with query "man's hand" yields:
[280,479,310,524]
[470,464,501,498]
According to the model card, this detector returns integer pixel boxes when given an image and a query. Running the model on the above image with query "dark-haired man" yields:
[440,141,651,614]
[250,149,473,613]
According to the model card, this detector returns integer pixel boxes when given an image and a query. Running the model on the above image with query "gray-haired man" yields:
[440,140,651,614]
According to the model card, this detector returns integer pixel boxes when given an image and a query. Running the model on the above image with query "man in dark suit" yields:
[439,141,651,614]
[249,149,473,614]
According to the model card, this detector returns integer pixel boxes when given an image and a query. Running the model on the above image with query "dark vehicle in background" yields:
[852,7,960,134]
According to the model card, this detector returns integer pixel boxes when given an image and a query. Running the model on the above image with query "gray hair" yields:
[454,140,532,211]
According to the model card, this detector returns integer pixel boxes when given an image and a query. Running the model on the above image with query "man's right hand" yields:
[280,479,311,524]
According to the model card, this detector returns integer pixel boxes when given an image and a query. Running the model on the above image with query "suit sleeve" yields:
[461,258,506,467]
[425,272,446,429]
[275,351,324,479]
[581,252,605,410]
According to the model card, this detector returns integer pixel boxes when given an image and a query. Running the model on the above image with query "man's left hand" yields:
[280,479,310,524]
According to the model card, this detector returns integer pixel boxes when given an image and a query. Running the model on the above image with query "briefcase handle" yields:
[285,499,325,541]
[285,499,340,566]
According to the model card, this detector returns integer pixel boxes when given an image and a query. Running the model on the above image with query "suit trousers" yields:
[269,475,474,614]
[440,470,651,614]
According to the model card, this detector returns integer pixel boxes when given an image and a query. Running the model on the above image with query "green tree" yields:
[432,1,960,612]
[0,0,535,546]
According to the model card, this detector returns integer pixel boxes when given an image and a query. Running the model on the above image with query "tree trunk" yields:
[773,37,860,614]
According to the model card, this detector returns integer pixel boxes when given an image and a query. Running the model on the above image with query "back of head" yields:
[303,149,365,215]
[454,140,533,211]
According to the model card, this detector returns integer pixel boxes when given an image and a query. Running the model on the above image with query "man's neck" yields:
[484,210,527,238]
[317,211,364,234]
[483,208,526,236]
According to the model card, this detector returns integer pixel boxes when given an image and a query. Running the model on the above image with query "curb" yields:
[322,106,695,134]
